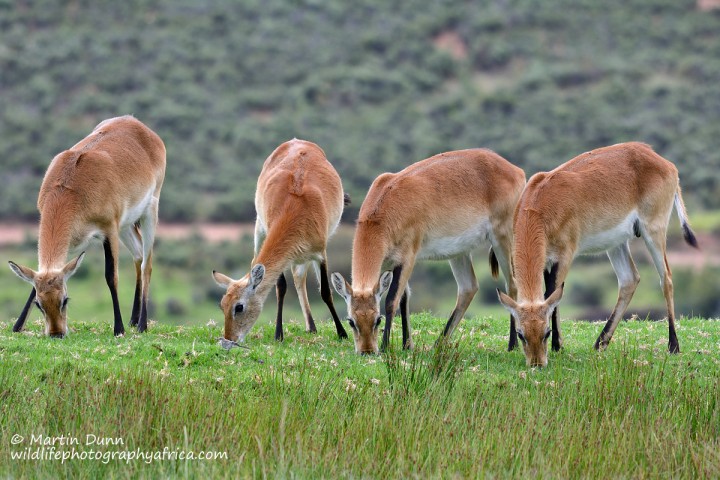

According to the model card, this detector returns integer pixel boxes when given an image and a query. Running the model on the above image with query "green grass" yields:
[1,314,718,479]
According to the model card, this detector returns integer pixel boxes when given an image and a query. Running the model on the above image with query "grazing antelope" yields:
[8,115,166,337]
[497,142,698,367]
[212,139,348,345]
[332,149,525,354]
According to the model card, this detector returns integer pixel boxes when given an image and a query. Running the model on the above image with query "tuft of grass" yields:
[0,315,719,478]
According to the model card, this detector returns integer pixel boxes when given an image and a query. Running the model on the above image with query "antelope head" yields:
[8,253,85,338]
[212,264,266,343]
[497,286,563,368]
[331,271,392,354]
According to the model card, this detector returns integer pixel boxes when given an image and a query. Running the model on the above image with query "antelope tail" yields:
[674,188,699,249]
[489,247,500,279]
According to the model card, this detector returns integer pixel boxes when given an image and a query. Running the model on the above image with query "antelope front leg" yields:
[544,263,561,351]
[508,316,518,351]
[103,235,125,336]
[383,262,415,351]
[319,259,348,340]
[120,225,144,327]
[399,288,412,350]
[489,232,519,351]
[275,273,287,342]
[381,265,403,352]
[13,287,36,332]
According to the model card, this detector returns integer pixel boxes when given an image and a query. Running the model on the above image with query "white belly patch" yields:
[119,188,155,229]
[418,219,492,260]
[577,212,638,255]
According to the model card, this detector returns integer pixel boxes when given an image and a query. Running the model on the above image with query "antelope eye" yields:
[374,316,383,329]
[34,300,44,312]
[517,331,526,344]
[346,318,357,331]
[61,297,69,309]
[544,329,552,341]
[234,304,244,315]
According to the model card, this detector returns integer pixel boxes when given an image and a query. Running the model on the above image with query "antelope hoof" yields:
[217,337,248,350]
[403,339,414,350]
[508,336,518,351]
[114,326,125,337]
[594,337,610,351]
[337,327,348,340]
[669,342,680,354]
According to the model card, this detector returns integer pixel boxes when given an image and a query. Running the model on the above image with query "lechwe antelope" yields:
[497,142,698,367]
[212,139,348,346]
[8,115,166,337]
[332,149,525,354]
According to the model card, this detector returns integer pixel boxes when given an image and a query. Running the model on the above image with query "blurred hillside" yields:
[1,0,719,222]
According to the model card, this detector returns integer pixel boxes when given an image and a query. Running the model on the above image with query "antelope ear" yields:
[544,284,564,314]
[8,261,37,285]
[497,288,519,318]
[212,270,234,288]
[62,252,85,279]
[375,270,393,302]
[331,272,351,302]
[250,264,265,290]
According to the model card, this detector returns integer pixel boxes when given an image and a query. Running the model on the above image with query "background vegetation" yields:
[1,0,720,222]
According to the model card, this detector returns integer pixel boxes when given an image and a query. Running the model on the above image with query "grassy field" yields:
[1,314,718,479]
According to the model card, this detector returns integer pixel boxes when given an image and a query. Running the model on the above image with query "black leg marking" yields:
[103,238,125,336]
[594,321,613,350]
[441,308,458,338]
[130,275,141,327]
[399,290,411,349]
[319,262,347,339]
[306,312,317,334]
[275,273,287,342]
[544,263,561,351]
[508,314,518,351]
[381,265,403,352]
[137,296,149,333]
[13,287,36,332]
[668,317,680,354]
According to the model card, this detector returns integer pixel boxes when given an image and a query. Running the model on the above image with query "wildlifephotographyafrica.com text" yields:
[9,433,227,464]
